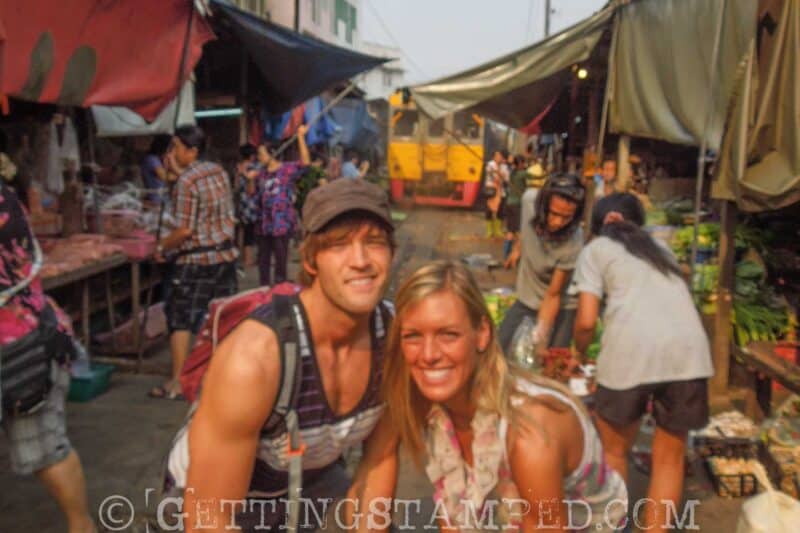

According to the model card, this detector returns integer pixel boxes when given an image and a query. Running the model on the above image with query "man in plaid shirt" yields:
[152,125,239,400]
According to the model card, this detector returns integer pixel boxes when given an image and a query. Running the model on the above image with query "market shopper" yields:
[484,150,509,239]
[0,183,95,533]
[503,155,528,260]
[235,143,260,266]
[164,178,395,532]
[499,173,585,356]
[140,135,172,203]
[341,149,370,179]
[253,124,310,286]
[152,125,239,400]
[573,192,713,533]
[346,261,627,532]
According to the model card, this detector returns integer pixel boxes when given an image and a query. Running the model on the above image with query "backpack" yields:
[173,284,392,530]
[179,282,301,403]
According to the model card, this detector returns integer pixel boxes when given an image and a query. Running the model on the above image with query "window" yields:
[428,118,445,137]
[393,110,419,137]
[382,71,393,87]
[453,112,482,140]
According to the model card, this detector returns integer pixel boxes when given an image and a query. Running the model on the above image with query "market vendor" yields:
[573,192,713,533]
[499,173,585,358]
[0,182,95,533]
[152,125,239,400]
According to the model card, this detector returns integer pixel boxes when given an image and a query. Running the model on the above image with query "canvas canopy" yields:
[712,0,800,212]
[608,0,757,150]
[211,0,388,115]
[91,81,195,138]
[0,0,212,120]
[408,4,615,128]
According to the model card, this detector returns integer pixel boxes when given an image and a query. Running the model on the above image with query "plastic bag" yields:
[735,462,800,533]
[510,316,540,370]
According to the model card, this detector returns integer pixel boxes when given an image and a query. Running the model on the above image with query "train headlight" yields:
[468,166,475,174]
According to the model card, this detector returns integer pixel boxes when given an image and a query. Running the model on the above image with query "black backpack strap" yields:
[375,299,394,339]
[257,293,305,531]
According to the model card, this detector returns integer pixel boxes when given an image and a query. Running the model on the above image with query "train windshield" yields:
[452,112,481,140]
[393,110,419,137]
[428,118,445,137]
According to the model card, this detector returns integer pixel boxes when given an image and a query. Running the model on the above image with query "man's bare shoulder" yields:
[197,319,281,430]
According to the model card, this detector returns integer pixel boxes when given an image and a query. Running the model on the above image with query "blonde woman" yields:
[346,261,627,532]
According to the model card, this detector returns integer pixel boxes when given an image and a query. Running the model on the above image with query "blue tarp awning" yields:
[211,0,388,114]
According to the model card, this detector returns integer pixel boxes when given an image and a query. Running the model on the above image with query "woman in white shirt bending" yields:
[573,192,713,533]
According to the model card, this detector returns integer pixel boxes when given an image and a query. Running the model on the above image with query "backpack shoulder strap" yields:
[268,294,303,431]
[267,293,305,532]
[376,299,394,339]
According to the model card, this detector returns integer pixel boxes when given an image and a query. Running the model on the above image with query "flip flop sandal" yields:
[148,385,185,401]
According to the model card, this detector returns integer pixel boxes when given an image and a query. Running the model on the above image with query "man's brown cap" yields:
[302,178,393,233]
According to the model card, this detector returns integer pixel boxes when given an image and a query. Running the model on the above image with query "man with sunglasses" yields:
[499,173,586,357]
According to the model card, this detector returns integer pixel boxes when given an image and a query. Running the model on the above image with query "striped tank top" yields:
[167,297,391,497]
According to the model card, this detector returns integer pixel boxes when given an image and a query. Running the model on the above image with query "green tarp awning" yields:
[408,4,615,128]
[712,0,800,212]
[608,0,757,150]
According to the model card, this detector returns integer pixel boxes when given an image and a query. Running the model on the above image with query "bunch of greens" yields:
[294,166,326,212]
[671,223,720,261]
[732,260,791,346]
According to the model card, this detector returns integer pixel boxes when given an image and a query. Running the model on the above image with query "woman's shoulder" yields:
[509,378,581,441]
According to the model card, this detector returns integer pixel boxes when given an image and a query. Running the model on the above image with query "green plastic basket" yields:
[68,364,115,402]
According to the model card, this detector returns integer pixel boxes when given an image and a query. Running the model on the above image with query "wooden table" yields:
[42,253,128,354]
[732,341,800,419]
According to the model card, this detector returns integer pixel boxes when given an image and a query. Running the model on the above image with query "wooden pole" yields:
[239,48,249,144]
[616,135,631,191]
[711,200,737,397]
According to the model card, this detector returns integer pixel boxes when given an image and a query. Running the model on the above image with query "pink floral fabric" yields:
[0,185,73,346]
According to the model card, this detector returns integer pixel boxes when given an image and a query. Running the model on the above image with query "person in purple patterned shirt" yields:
[251,124,310,286]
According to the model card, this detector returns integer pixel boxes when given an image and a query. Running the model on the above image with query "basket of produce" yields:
[692,411,761,458]
[767,445,800,499]
[705,456,762,498]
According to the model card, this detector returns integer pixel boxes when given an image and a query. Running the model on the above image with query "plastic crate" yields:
[68,364,115,402]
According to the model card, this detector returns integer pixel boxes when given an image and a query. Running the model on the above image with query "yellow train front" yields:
[387,92,485,207]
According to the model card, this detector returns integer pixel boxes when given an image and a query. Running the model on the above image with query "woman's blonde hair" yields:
[383,260,580,467]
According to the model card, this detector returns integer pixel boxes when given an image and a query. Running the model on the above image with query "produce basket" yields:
[693,435,760,459]
[705,457,759,498]
[703,441,788,498]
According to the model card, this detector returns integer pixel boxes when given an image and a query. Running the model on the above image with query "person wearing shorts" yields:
[0,182,94,533]
[574,193,713,533]
[153,125,239,400]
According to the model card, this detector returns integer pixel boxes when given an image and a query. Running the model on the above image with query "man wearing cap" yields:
[170,178,395,532]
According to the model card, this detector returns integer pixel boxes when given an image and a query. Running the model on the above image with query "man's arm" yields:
[504,237,522,269]
[184,320,281,533]
[574,292,600,356]
[535,268,570,346]
[157,178,194,258]
[297,125,310,165]
[344,413,399,533]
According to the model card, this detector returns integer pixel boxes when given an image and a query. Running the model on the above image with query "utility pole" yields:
[294,0,300,31]
[544,0,552,37]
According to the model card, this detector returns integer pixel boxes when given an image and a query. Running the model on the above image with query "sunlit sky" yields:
[361,0,607,85]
